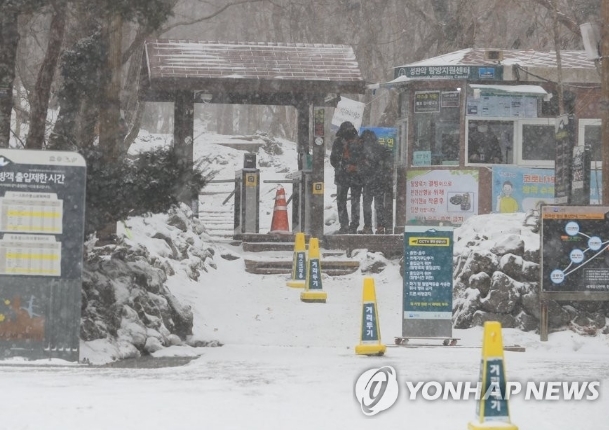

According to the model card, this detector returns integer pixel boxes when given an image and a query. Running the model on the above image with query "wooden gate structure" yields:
[139,39,366,240]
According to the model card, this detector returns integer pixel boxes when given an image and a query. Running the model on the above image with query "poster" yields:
[359,126,397,154]
[406,170,479,225]
[491,166,555,213]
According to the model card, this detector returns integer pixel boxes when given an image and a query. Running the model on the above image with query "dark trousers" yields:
[337,183,362,229]
[363,183,386,228]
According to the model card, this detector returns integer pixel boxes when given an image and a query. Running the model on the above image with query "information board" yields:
[403,227,453,337]
[0,149,86,361]
[541,205,609,292]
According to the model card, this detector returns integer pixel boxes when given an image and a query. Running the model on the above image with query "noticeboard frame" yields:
[539,204,609,341]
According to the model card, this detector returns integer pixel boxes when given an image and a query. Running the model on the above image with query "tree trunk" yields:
[26,2,67,149]
[98,13,122,162]
[0,9,19,148]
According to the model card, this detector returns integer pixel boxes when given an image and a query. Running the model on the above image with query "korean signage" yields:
[477,358,510,421]
[441,91,460,108]
[492,166,555,213]
[403,227,453,338]
[394,65,503,81]
[554,114,575,204]
[406,169,479,225]
[359,126,397,154]
[331,97,365,132]
[541,205,609,292]
[0,149,86,361]
[466,95,538,118]
[414,91,440,113]
[361,302,380,342]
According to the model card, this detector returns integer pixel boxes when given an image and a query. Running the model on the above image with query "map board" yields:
[541,205,609,293]
[0,149,86,361]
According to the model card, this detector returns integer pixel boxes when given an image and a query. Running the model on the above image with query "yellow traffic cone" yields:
[355,277,386,356]
[287,232,306,288]
[300,238,327,303]
[468,321,518,430]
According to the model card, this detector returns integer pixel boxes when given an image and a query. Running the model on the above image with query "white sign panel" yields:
[331,97,365,132]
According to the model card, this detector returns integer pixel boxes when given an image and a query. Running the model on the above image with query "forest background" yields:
[0,0,600,161]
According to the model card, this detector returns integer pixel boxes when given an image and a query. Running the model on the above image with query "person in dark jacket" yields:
[330,121,364,234]
[359,130,392,234]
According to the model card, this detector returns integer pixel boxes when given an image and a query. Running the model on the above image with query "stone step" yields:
[244,259,359,276]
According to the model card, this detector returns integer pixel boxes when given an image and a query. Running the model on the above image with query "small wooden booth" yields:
[139,39,366,239]
[383,48,601,230]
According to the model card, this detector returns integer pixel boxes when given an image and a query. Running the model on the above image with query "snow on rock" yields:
[81,204,221,364]
[453,213,609,335]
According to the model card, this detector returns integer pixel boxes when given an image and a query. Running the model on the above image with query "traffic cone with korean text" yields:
[355,277,386,356]
[269,185,290,234]
[468,321,518,430]
[300,238,327,303]
[287,232,307,288]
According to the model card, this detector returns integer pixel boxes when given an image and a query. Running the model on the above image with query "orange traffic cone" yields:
[269,185,290,234]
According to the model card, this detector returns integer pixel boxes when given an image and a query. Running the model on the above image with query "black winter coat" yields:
[330,137,365,186]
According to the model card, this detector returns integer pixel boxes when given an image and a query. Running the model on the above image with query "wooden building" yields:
[383,48,600,230]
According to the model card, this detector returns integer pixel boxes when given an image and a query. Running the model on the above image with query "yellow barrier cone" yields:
[355,277,386,356]
[300,238,327,303]
[286,232,307,288]
[468,321,518,430]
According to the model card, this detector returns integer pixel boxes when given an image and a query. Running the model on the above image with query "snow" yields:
[1,128,609,429]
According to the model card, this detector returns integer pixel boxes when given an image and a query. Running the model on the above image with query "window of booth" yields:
[466,117,558,167]
[412,90,460,166]
[466,119,515,164]
[579,119,601,168]
[517,118,556,167]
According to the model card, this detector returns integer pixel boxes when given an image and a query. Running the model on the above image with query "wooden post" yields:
[174,91,194,206]
[311,106,325,239]
[540,297,549,341]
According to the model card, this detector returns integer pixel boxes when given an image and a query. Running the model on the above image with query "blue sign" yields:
[360,126,397,154]
[292,251,306,282]
[476,358,510,420]
[361,303,379,342]
[307,258,322,290]
[478,67,496,79]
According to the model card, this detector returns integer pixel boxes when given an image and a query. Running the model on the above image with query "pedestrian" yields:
[359,130,392,234]
[330,121,364,234]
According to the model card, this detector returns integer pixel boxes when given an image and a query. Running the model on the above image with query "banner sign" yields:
[403,227,453,337]
[331,97,365,132]
[394,65,503,81]
[359,126,397,154]
[0,149,86,361]
[492,166,555,213]
[541,205,609,292]
[406,169,479,225]
[554,114,575,204]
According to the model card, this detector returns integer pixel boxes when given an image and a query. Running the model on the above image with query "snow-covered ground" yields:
[1,129,608,429]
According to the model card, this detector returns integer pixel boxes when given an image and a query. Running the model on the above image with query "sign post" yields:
[0,149,86,361]
[402,226,454,342]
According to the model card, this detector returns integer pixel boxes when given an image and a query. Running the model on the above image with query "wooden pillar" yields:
[174,91,195,207]
[539,297,549,341]
[296,103,310,171]
[311,106,325,239]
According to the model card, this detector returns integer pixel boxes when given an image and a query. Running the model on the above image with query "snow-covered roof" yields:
[387,48,599,86]
[141,40,366,103]
[469,84,548,96]
[398,48,596,70]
